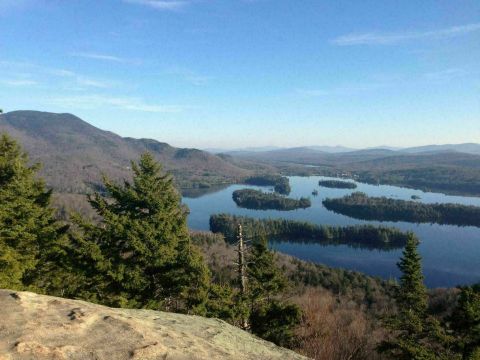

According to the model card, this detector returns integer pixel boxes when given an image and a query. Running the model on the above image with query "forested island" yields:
[323,192,480,227]
[210,214,410,250]
[244,175,291,195]
[318,179,357,189]
[232,189,311,211]
[353,166,480,197]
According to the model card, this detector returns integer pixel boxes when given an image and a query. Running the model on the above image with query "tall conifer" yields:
[0,134,66,290]
[451,285,480,359]
[66,153,210,312]
[247,234,301,347]
[379,234,455,359]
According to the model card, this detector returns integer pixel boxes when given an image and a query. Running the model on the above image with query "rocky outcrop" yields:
[0,290,307,360]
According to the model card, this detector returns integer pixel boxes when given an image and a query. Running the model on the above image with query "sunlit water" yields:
[183,176,480,288]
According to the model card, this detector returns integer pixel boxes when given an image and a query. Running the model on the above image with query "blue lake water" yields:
[183,176,480,288]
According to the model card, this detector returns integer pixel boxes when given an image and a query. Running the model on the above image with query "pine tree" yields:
[379,233,456,359]
[0,133,66,290]
[249,300,302,348]
[247,234,301,348]
[397,234,427,318]
[205,283,248,326]
[63,153,210,312]
[450,285,480,359]
[247,235,287,302]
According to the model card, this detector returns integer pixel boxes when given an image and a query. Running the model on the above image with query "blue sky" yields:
[0,0,479,149]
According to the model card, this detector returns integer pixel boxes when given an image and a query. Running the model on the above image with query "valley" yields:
[1,110,479,288]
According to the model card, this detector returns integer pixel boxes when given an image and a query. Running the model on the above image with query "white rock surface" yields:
[0,289,307,360]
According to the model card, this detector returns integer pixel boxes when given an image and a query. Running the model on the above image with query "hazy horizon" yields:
[1,1,479,148]
[2,108,480,151]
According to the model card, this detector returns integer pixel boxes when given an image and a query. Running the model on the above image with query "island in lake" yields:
[244,175,291,195]
[318,179,357,189]
[323,192,480,227]
[210,214,409,250]
[232,189,311,211]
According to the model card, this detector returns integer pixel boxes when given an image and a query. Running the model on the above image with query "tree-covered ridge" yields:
[209,214,410,250]
[0,111,252,194]
[232,189,311,211]
[244,174,291,195]
[318,179,357,189]
[323,192,480,227]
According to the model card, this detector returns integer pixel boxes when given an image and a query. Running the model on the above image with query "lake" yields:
[183,176,480,288]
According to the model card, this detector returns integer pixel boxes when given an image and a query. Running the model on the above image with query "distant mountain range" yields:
[401,143,480,155]
[213,143,480,155]
[215,143,480,156]
[205,146,283,154]
[207,145,355,154]
[0,111,251,194]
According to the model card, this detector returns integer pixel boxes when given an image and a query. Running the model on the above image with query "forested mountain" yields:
[0,111,251,193]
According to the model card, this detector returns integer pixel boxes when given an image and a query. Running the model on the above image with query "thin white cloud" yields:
[123,0,189,11]
[0,79,37,86]
[296,82,388,97]
[75,77,113,88]
[332,23,480,46]
[71,52,129,63]
[49,68,77,77]
[297,69,470,98]
[49,94,183,113]
[424,68,467,81]
[0,61,114,88]
[166,67,211,85]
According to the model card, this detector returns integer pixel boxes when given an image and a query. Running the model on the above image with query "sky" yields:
[0,0,479,149]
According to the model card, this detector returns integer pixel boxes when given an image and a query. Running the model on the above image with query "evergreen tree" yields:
[450,285,480,359]
[249,300,302,348]
[247,234,301,347]
[61,153,210,312]
[247,235,287,302]
[205,283,249,327]
[379,234,455,359]
[0,133,66,290]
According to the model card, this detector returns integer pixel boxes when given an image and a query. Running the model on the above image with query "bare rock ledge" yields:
[0,289,308,360]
